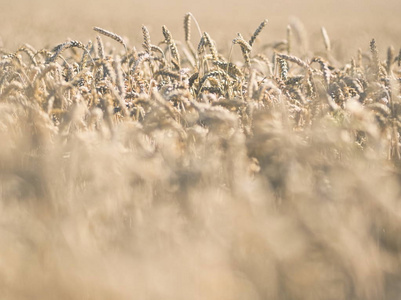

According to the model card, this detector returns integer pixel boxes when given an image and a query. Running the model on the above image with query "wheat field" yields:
[1,0,401,299]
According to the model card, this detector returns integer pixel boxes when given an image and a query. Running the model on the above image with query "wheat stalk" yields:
[397,48,401,67]
[286,25,292,54]
[321,27,331,52]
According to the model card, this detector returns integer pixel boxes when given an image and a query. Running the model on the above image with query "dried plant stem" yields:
[286,25,292,54]
[321,27,331,52]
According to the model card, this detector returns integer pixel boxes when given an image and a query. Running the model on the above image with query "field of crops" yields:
[1,0,401,299]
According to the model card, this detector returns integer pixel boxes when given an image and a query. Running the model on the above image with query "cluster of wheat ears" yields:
[0,13,401,299]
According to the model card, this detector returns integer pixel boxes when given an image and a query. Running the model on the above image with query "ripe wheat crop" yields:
[0,13,401,300]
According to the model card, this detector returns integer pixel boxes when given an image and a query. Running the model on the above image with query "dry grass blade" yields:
[398,48,401,67]
[290,17,308,53]
[321,27,331,52]
[286,25,292,54]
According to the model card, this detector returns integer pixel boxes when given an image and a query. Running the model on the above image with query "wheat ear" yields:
[249,19,268,47]
[386,46,394,74]
[113,57,125,99]
[277,53,310,70]
[162,25,181,69]
[48,40,86,63]
[233,34,251,68]
[213,61,243,79]
[370,39,380,80]
[142,25,151,55]
[184,12,202,39]
[311,57,331,86]
[183,13,197,59]
[277,56,288,80]
[233,35,252,52]
[96,36,105,60]
[203,32,218,61]
[15,44,37,66]
[93,26,127,52]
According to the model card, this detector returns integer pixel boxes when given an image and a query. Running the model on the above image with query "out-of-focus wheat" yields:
[0,14,400,300]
